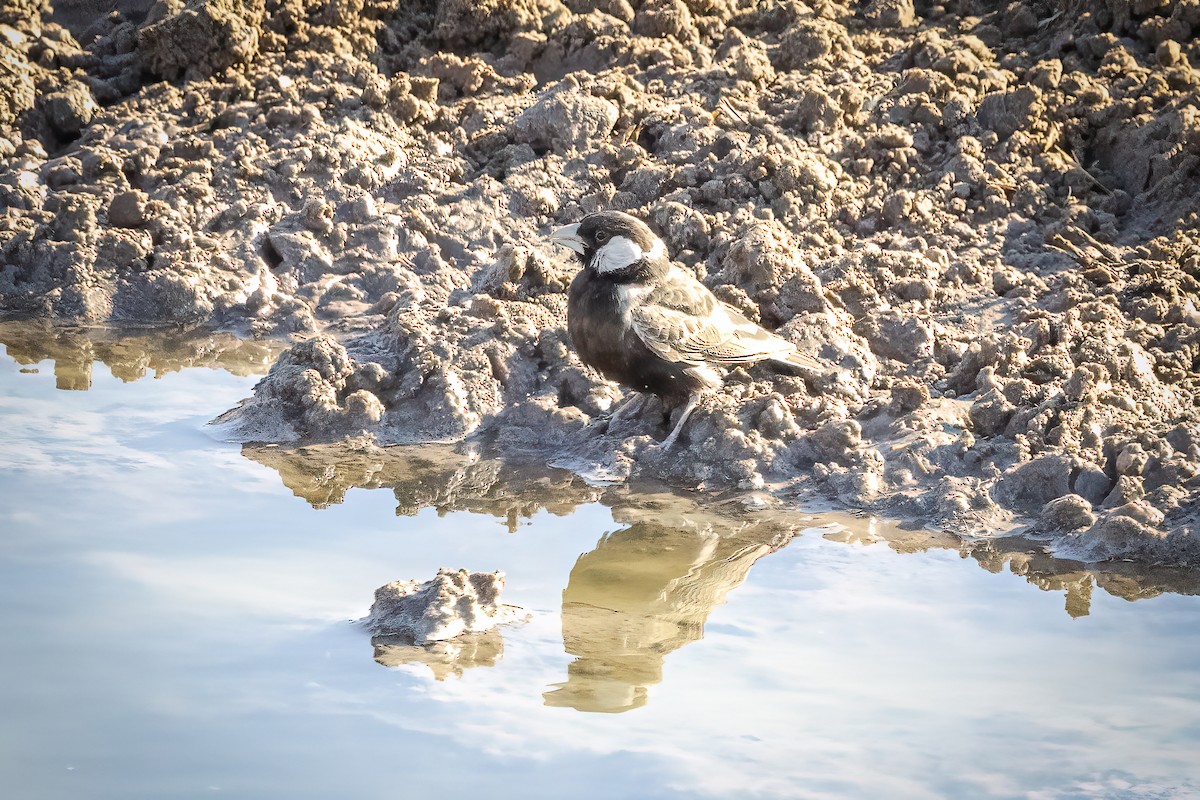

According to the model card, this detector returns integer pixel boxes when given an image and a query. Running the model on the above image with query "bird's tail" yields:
[769,351,823,373]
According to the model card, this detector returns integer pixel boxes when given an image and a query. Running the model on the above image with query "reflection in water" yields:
[546,499,798,713]
[969,540,1200,618]
[0,319,285,390]
[241,444,1200,705]
[4,340,1197,798]
[822,516,1200,618]
[246,442,1200,620]
[3,318,1196,617]
[243,441,599,526]
[244,439,1200,710]
[373,629,504,680]
[7,318,1190,619]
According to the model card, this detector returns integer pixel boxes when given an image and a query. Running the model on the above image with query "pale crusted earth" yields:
[2,0,1200,564]
[364,567,525,644]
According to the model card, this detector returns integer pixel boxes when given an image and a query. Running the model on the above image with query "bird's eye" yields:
[595,230,609,243]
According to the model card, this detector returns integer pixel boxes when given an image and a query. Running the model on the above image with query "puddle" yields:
[1,322,1198,799]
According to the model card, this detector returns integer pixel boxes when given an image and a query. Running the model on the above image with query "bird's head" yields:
[548,211,666,278]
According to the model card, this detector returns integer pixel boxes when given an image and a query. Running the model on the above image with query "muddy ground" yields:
[2,0,1199,564]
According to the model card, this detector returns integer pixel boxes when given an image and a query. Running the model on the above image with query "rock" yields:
[266,228,334,284]
[720,27,775,86]
[1103,475,1145,508]
[41,84,99,138]
[0,27,36,129]
[139,0,265,82]
[810,419,862,463]
[976,86,1042,140]
[434,0,539,47]
[1156,40,1182,67]
[1115,443,1149,476]
[775,19,845,71]
[512,89,619,154]
[343,389,384,426]
[1166,425,1200,458]
[1073,464,1114,506]
[634,0,693,39]
[1004,4,1038,37]
[211,335,381,441]
[1143,456,1199,492]
[855,311,934,363]
[0,1,41,35]
[863,0,916,28]
[969,388,1014,437]
[364,568,524,645]
[890,379,929,415]
[891,277,935,302]
[719,220,826,316]
[1041,494,1095,531]
[997,454,1075,514]
[653,201,710,253]
[107,190,148,228]
[1108,500,1165,528]
[1074,514,1170,562]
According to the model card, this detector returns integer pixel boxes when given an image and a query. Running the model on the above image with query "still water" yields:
[1,322,1198,800]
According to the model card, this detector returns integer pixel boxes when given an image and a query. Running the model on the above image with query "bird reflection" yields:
[544,510,794,713]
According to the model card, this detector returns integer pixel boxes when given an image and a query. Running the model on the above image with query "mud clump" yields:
[2,0,1200,566]
[364,568,525,645]
[513,90,620,154]
[139,0,266,82]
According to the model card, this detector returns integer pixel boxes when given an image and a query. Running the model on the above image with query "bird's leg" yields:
[657,392,701,451]
[606,391,646,425]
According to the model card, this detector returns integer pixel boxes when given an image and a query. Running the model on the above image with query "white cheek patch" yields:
[592,235,643,274]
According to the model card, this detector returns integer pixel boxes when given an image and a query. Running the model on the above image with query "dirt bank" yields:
[2,1,1199,563]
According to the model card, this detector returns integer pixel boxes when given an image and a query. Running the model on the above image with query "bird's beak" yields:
[548,223,585,255]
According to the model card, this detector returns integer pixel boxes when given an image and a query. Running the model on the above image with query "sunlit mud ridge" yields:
[3,1,1200,562]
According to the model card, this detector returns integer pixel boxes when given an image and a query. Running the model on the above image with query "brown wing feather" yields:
[631,267,802,366]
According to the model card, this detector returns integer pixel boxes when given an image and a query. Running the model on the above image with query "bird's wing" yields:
[630,268,800,366]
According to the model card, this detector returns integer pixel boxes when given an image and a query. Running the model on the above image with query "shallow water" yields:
[1,323,1199,800]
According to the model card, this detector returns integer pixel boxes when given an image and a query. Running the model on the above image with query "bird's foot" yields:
[647,392,702,454]
[646,431,684,454]
[594,392,646,429]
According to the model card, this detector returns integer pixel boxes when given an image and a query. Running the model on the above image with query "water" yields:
[1,322,1198,800]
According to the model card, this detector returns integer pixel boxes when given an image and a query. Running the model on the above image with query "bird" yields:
[548,210,820,450]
